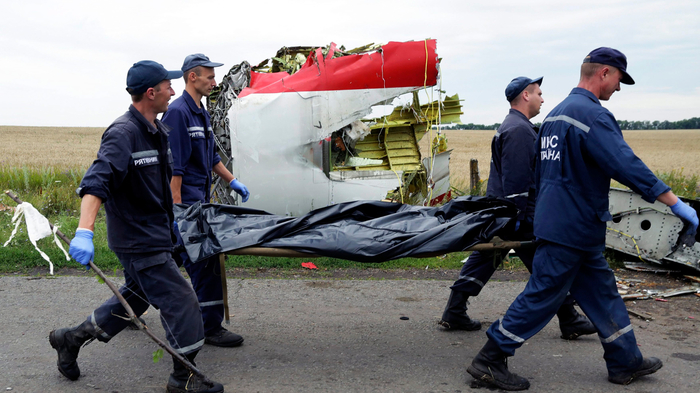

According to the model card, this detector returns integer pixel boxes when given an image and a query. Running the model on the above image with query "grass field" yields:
[3,126,700,184]
[0,126,104,170]
[1,125,698,272]
[422,129,700,186]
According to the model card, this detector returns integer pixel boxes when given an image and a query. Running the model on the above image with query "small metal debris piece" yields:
[622,293,649,300]
[684,275,700,284]
[400,316,409,320]
[657,286,700,298]
[628,310,654,321]
[624,261,681,274]
[655,298,668,302]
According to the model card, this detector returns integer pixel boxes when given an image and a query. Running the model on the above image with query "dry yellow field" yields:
[1,126,699,184]
[422,129,700,186]
[0,126,104,169]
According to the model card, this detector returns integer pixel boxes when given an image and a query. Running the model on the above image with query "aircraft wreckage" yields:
[187,39,699,273]
[206,39,460,216]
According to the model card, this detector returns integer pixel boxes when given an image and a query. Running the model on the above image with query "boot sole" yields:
[438,320,482,331]
[560,330,596,340]
[560,327,597,340]
[609,360,663,385]
[467,365,530,391]
[204,336,244,347]
[49,329,80,381]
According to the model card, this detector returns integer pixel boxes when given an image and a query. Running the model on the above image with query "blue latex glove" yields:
[514,220,521,232]
[69,228,94,270]
[229,179,250,203]
[671,199,699,231]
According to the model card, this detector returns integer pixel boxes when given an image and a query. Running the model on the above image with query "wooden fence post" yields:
[470,159,480,194]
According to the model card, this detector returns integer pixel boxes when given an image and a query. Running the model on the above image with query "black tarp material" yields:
[174,196,518,263]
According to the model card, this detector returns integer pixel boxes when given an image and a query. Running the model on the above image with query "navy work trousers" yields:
[86,251,205,355]
[450,239,575,307]
[486,241,643,375]
[183,254,225,336]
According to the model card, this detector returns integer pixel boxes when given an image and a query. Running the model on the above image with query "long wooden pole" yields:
[4,190,212,383]
[226,241,529,258]
[219,253,230,324]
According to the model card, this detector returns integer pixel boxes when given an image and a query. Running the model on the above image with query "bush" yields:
[612,169,699,199]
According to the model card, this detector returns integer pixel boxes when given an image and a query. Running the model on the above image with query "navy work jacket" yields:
[486,109,537,222]
[162,90,221,205]
[78,105,176,254]
[534,88,670,251]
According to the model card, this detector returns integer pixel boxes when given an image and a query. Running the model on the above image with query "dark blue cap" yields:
[181,53,224,73]
[583,47,634,85]
[126,60,182,95]
[505,76,543,102]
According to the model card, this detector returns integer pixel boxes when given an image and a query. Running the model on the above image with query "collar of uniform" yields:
[507,108,534,127]
[570,87,601,105]
[129,104,169,135]
[181,90,204,115]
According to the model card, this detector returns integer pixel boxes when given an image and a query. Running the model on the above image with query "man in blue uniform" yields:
[49,61,224,392]
[467,47,699,391]
[440,76,595,340]
[162,53,249,348]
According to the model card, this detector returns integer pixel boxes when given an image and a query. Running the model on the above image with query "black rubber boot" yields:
[204,327,244,347]
[557,303,597,340]
[608,357,663,385]
[48,321,94,381]
[166,351,224,393]
[439,290,481,331]
[467,339,530,391]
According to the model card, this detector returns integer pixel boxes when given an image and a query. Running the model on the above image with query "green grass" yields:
[3,166,696,275]
[655,169,699,199]
[450,176,487,196]
[225,253,471,270]
[611,169,700,200]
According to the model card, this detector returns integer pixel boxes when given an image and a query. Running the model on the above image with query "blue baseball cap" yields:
[505,76,543,102]
[126,60,182,95]
[181,53,224,73]
[583,47,634,85]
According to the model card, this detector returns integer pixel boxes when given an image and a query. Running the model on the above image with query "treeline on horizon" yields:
[443,117,700,130]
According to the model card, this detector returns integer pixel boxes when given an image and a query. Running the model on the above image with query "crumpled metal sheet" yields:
[174,196,517,264]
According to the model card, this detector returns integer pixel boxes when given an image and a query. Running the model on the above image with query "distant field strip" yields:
[0,126,104,169]
[422,129,700,184]
[2,126,699,183]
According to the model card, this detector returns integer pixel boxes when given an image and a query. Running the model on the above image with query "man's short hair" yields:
[183,66,203,83]
[580,62,608,80]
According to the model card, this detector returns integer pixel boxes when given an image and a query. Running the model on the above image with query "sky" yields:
[1,0,698,127]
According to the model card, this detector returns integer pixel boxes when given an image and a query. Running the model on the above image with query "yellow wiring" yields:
[607,227,645,261]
